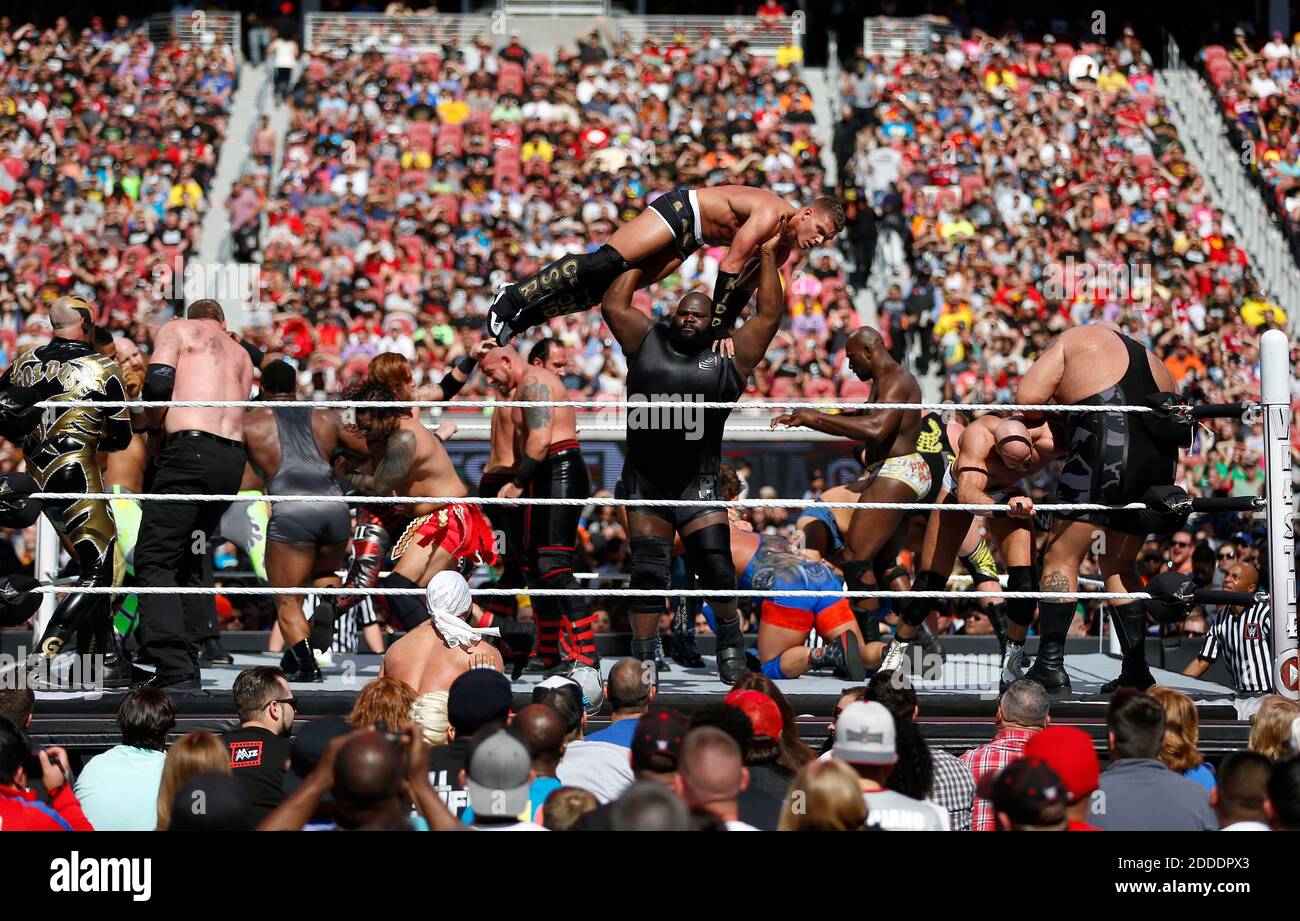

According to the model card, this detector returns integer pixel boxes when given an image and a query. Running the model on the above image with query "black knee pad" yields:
[900,569,945,626]
[841,559,875,591]
[536,549,577,584]
[877,562,910,588]
[1006,565,1037,626]
[683,524,735,591]
[584,243,630,291]
[629,535,672,614]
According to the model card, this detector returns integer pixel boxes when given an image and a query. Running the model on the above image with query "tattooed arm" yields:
[344,428,418,495]
[519,375,554,466]
[499,376,553,498]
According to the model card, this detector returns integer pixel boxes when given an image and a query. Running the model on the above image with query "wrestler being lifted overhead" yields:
[487,185,845,345]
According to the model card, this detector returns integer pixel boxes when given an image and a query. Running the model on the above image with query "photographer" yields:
[0,718,94,831]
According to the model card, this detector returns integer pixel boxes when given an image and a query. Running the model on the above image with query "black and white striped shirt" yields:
[1198,601,1274,694]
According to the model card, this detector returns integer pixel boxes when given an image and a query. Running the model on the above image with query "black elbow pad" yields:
[143,364,176,402]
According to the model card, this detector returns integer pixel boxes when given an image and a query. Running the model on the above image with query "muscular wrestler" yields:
[380,570,503,694]
[339,351,477,650]
[341,379,497,629]
[1016,324,1182,694]
[1,297,133,687]
[889,416,1063,684]
[134,300,255,691]
[243,360,368,682]
[488,186,845,344]
[478,344,596,670]
[600,219,788,685]
[772,328,929,643]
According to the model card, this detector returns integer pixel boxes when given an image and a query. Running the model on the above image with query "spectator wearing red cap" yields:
[1023,726,1103,832]
[980,758,1069,832]
[961,679,1050,831]
[725,688,796,809]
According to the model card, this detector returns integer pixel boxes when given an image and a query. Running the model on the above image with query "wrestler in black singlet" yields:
[914,411,954,505]
[1054,332,1176,535]
[617,323,744,525]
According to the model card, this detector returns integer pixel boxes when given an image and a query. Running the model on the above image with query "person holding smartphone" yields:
[0,719,94,830]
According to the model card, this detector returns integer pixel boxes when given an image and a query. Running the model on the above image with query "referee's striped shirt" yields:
[1197,600,1274,694]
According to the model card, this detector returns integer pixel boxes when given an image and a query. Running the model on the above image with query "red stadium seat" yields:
[436,123,463,157]
[959,173,986,204]
[1053,43,1075,60]
[1202,45,1228,62]
[409,122,435,154]
[466,110,492,136]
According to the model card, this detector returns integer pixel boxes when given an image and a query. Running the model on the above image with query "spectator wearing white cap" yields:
[833,701,949,831]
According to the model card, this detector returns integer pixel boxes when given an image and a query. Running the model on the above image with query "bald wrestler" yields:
[1015,324,1184,694]
[886,416,1063,685]
[489,186,846,344]
[341,379,497,630]
[380,571,503,693]
[1,296,133,687]
[134,300,255,690]
[480,344,596,671]
[773,327,928,640]
[244,360,369,682]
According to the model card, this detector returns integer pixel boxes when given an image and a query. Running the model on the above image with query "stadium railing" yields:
[146,11,242,63]
[303,13,493,52]
[497,0,610,14]
[1162,34,1300,327]
[861,16,958,59]
[615,15,803,56]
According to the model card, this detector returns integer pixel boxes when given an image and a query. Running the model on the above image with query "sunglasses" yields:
[1172,540,1191,548]
[1219,552,1237,561]
[266,697,299,711]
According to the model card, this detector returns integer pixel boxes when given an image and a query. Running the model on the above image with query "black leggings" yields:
[525,447,594,661]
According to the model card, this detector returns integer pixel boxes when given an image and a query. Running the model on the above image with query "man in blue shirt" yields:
[1095,690,1216,831]
[584,658,656,748]
[74,687,175,830]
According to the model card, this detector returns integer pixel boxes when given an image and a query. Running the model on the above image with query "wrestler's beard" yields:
[670,327,708,354]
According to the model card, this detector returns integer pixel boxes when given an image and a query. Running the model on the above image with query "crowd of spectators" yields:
[5,668,1299,831]
[249,20,856,405]
[834,26,1300,637]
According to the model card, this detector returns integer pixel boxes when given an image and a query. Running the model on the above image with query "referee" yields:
[1183,561,1273,719]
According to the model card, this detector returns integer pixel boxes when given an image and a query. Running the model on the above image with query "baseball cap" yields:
[725,689,783,747]
[447,668,513,735]
[978,757,1068,827]
[1023,726,1100,804]
[283,717,352,796]
[631,706,690,774]
[832,701,896,765]
[168,772,252,831]
[465,727,532,820]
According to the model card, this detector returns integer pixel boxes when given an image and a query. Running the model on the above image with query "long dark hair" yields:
[732,672,817,773]
[866,671,934,800]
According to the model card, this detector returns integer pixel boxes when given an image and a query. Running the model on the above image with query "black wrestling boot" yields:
[308,601,338,660]
[654,635,672,675]
[986,602,1010,662]
[913,622,947,662]
[200,636,234,666]
[89,619,133,690]
[1100,602,1156,694]
[486,285,523,346]
[1023,637,1072,695]
[283,639,323,683]
[714,617,748,686]
[1023,600,1074,695]
[810,632,866,682]
[669,597,705,668]
[631,635,660,688]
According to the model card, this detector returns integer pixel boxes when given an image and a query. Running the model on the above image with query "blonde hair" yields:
[778,759,867,831]
[541,786,599,831]
[1148,686,1204,773]
[410,690,450,746]
[156,732,230,830]
[1249,696,1300,761]
[348,676,417,731]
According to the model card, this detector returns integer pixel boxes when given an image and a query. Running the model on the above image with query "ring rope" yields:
[31,492,1143,513]
[33,398,1165,413]
[30,585,1163,600]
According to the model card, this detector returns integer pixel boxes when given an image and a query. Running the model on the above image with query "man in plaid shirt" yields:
[960,680,1051,831]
